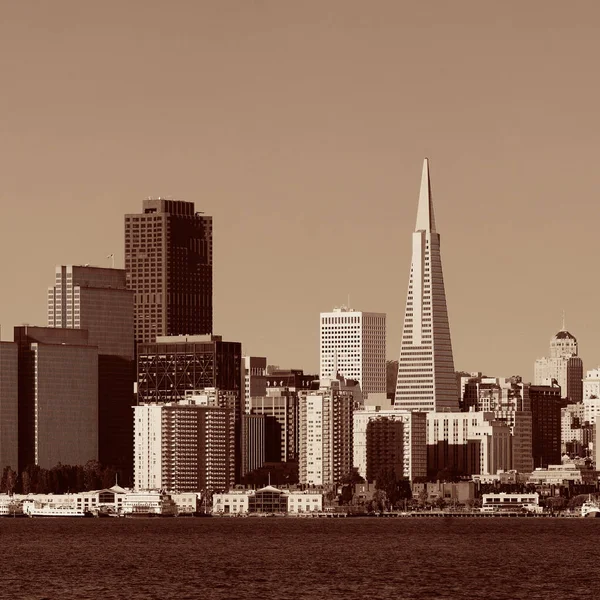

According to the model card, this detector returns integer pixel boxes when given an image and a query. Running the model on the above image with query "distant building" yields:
[320,307,386,402]
[298,377,355,486]
[534,326,583,402]
[583,369,600,425]
[0,342,18,470]
[529,384,563,468]
[366,418,404,482]
[134,399,235,492]
[394,159,458,412]
[426,411,513,477]
[481,492,540,513]
[15,326,98,471]
[125,199,213,344]
[241,414,266,477]
[249,392,299,463]
[266,368,318,391]
[47,265,135,472]
[353,409,427,481]
[242,356,267,414]
[137,335,241,403]
[462,375,533,473]
[212,486,323,515]
[561,402,587,454]
[528,463,590,485]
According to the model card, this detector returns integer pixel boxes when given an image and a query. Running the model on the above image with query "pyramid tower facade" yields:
[394,159,458,412]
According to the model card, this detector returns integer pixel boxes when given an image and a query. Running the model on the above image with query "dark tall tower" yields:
[529,383,563,468]
[125,199,213,344]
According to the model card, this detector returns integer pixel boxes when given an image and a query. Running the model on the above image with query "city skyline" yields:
[2,2,600,380]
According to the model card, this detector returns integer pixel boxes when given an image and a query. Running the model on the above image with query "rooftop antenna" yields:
[106,254,115,268]
[561,310,566,331]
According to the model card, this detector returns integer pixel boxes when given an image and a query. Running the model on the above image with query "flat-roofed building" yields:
[353,409,427,481]
[0,342,18,470]
[15,326,98,471]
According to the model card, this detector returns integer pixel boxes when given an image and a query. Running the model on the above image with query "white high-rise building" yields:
[394,159,458,412]
[534,324,583,402]
[298,378,355,486]
[134,399,235,492]
[320,307,386,401]
[583,368,600,425]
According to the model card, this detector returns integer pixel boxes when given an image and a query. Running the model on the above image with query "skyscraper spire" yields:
[415,158,436,232]
[395,159,458,412]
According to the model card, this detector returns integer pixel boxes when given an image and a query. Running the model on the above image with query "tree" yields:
[433,496,447,511]
[375,468,412,510]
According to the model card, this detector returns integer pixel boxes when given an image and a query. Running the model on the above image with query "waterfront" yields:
[1,519,598,600]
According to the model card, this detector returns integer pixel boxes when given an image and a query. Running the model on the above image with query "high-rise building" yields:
[365,418,404,482]
[133,399,235,492]
[47,265,134,472]
[529,384,563,468]
[298,377,355,486]
[426,411,513,477]
[242,356,267,414]
[394,159,458,412]
[241,414,266,477]
[15,326,98,471]
[249,392,299,464]
[534,325,583,402]
[0,342,18,470]
[137,335,241,404]
[320,307,386,401]
[461,375,534,473]
[353,409,427,481]
[125,199,213,344]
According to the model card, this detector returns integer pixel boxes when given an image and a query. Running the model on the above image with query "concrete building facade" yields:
[534,328,583,402]
[299,378,354,486]
[395,159,458,412]
[47,265,135,472]
[134,400,235,492]
[319,307,386,401]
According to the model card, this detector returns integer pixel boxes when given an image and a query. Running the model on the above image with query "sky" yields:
[1,0,599,380]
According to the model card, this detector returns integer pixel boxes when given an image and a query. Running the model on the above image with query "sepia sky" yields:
[1,0,599,380]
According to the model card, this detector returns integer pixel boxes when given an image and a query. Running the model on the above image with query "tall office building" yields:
[125,199,213,344]
[242,356,267,414]
[298,378,355,486]
[534,325,583,402]
[394,159,458,412]
[426,411,513,477]
[0,342,18,470]
[47,265,134,472]
[137,335,242,404]
[15,326,98,471]
[529,384,563,468]
[320,307,386,401]
[134,400,235,492]
[241,414,266,477]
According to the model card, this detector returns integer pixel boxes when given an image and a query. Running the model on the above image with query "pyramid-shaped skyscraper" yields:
[394,159,458,412]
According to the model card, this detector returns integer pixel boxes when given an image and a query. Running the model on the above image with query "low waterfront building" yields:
[212,486,323,515]
[481,492,540,513]
[528,463,596,485]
